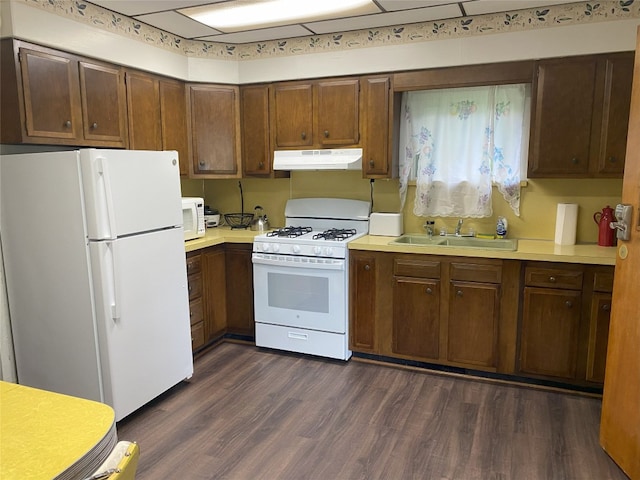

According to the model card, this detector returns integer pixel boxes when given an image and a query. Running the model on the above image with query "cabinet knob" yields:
[188,285,192,292]
[91,122,98,129]
[364,264,370,271]
[324,130,329,138]
[608,156,617,163]
[301,132,306,140]
[190,310,193,317]
[64,120,71,128]
[565,300,573,308]
[602,304,611,311]
[425,287,433,295]
[369,160,375,167]
[571,157,579,165]
[456,290,463,297]
[199,161,205,167]
[549,276,556,283]
[258,161,264,168]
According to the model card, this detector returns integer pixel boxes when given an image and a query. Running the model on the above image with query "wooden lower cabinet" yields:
[202,246,227,343]
[350,253,378,352]
[186,252,205,351]
[225,244,254,337]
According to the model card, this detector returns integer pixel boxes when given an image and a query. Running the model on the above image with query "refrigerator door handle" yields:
[105,241,120,321]
[95,156,117,239]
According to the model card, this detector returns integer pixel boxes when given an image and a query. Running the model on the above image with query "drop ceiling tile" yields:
[463,0,578,16]
[134,11,222,38]
[306,4,463,35]
[87,0,221,16]
[377,0,461,12]
[198,25,313,44]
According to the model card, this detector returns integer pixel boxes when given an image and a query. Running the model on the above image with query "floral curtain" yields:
[399,84,527,217]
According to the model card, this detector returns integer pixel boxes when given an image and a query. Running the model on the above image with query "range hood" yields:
[273,148,362,171]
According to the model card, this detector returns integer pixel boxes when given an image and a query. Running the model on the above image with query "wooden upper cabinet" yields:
[241,84,272,176]
[160,79,190,176]
[316,78,359,146]
[0,39,127,147]
[187,84,241,177]
[79,61,127,144]
[528,52,634,178]
[125,71,162,150]
[361,75,394,178]
[271,77,360,149]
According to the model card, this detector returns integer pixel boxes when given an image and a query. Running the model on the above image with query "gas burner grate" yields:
[313,228,357,241]
[267,226,313,238]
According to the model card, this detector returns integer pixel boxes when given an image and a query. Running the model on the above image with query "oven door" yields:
[252,254,347,333]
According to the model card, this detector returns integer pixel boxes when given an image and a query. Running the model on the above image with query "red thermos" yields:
[593,206,616,247]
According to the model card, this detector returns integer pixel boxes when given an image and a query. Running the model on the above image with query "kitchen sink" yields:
[390,234,518,251]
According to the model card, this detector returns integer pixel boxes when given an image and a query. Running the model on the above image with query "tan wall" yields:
[181,174,622,244]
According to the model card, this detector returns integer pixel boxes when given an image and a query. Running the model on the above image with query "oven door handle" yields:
[252,254,345,270]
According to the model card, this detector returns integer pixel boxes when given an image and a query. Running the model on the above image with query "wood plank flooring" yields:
[117,343,628,479]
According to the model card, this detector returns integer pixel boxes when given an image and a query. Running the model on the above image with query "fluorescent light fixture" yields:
[180,0,379,33]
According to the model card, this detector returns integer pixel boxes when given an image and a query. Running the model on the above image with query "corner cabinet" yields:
[270,77,360,149]
[187,84,242,178]
[528,52,634,178]
[1,39,127,147]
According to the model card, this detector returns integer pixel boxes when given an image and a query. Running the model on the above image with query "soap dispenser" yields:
[496,217,508,239]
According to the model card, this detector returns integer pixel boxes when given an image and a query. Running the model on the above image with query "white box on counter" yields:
[369,212,403,237]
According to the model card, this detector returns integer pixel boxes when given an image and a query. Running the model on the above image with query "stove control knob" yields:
[313,246,322,255]
[324,247,334,257]
[272,244,280,253]
[292,245,301,254]
[261,243,270,252]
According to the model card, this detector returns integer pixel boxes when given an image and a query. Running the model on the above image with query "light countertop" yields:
[184,226,261,252]
[349,235,617,266]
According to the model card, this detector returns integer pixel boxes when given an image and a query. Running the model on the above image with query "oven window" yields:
[267,272,329,313]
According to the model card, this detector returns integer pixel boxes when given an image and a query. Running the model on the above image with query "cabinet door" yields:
[272,83,313,147]
[126,71,161,150]
[392,277,440,360]
[595,54,634,175]
[203,246,227,342]
[317,78,359,146]
[241,85,271,176]
[79,61,127,145]
[529,57,597,176]
[225,244,254,337]
[361,76,392,177]
[520,287,582,379]
[350,253,377,352]
[188,84,241,176]
[160,80,189,176]
[448,281,499,369]
[19,47,81,139]
[586,292,612,383]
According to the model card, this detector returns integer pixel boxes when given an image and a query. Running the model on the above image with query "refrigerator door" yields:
[89,227,193,421]
[0,150,104,402]
[80,149,183,240]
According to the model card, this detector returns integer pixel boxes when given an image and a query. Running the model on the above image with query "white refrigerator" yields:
[0,149,194,421]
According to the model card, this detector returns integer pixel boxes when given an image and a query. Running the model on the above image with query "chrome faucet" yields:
[455,218,463,236]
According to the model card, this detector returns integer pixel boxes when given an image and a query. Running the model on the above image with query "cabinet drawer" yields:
[186,253,202,275]
[394,258,440,278]
[525,266,583,290]
[187,273,202,300]
[450,262,502,284]
[189,297,203,326]
[191,321,205,351]
[593,270,614,293]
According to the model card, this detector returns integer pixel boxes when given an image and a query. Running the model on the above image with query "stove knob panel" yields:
[324,247,334,257]
[272,244,280,253]
[261,243,270,252]
[292,245,301,254]
[313,246,322,255]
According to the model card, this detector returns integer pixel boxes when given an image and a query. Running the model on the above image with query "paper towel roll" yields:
[554,203,579,245]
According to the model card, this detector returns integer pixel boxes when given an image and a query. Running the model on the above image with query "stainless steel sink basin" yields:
[390,234,518,251]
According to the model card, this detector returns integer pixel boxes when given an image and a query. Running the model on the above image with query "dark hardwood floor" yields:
[117,342,627,479]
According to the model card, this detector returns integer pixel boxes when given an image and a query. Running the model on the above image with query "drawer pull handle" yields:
[565,300,573,308]
[456,290,463,297]
[425,287,432,294]
[64,120,72,127]
[301,132,306,140]
[288,332,308,341]
[602,304,610,311]
[549,276,556,283]
[364,264,370,271]
[324,130,329,138]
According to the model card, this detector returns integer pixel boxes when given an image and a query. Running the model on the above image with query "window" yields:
[399,84,530,217]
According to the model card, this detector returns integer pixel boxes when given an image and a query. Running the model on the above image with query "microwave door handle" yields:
[95,156,117,238]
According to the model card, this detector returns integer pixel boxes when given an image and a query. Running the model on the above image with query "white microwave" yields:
[181,197,205,241]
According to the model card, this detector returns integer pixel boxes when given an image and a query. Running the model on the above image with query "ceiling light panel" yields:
[180,0,381,33]
[198,24,313,44]
[463,0,578,16]
[87,0,222,16]
[135,11,222,38]
[377,0,461,12]
[306,4,463,35]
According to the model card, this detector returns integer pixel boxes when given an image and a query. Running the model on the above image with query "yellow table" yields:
[0,381,117,479]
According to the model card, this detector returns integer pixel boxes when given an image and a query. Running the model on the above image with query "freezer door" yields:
[89,227,193,421]
[81,149,183,240]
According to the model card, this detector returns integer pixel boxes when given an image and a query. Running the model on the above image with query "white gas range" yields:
[252,198,370,360]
